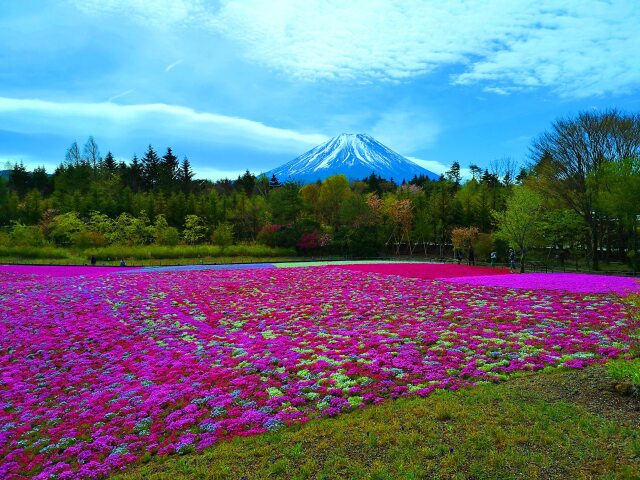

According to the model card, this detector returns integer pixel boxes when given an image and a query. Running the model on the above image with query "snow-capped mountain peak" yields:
[264,133,437,184]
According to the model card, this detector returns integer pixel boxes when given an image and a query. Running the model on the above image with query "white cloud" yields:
[70,0,207,28]
[193,166,245,181]
[71,0,640,98]
[0,97,328,154]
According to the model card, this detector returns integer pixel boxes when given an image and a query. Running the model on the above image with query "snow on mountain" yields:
[264,133,438,184]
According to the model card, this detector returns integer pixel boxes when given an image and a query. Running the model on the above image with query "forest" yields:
[1,110,638,271]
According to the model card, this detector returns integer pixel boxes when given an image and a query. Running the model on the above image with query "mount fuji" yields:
[264,133,438,184]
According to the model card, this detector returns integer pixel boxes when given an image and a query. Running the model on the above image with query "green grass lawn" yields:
[114,366,640,480]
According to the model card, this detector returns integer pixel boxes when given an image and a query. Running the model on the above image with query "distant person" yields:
[509,249,516,270]
[90,255,97,266]
[490,251,497,267]
[456,250,463,264]
[119,258,126,267]
[468,247,475,266]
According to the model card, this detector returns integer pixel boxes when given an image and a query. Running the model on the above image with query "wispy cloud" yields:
[72,0,640,98]
[0,97,328,154]
[107,89,134,102]
[164,59,183,73]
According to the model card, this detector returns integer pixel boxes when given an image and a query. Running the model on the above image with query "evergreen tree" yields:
[103,151,117,172]
[159,147,179,192]
[126,155,144,192]
[269,174,281,189]
[141,145,160,190]
[8,162,30,196]
[31,166,52,195]
[236,170,256,196]
[446,161,462,188]
[177,157,194,194]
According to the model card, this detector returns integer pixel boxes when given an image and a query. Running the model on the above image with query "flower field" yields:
[1,264,638,479]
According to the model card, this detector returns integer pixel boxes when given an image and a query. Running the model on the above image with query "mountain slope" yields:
[264,133,438,184]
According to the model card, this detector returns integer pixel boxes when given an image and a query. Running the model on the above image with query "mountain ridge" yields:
[264,133,438,184]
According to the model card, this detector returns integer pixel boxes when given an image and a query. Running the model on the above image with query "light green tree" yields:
[49,212,86,246]
[492,187,545,273]
[153,214,179,246]
[182,214,206,244]
[211,222,234,249]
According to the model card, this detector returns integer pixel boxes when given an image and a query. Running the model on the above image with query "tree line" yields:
[0,110,638,270]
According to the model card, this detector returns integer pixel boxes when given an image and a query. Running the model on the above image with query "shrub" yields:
[10,223,46,247]
[256,224,281,247]
[211,223,234,247]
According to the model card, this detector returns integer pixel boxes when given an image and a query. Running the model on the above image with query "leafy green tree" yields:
[493,187,545,273]
[10,222,45,246]
[49,212,86,246]
[592,157,640,268]
[182,214,206,244]
[318,175,350,227]
[211,222,234,248]
[539,209,588,267]
[270,181,302,225]
[153,214,180,245]
[530,110,640,269]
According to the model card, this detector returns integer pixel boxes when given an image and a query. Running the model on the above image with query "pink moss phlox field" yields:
[337,263,511,279]
[0,266,634,479]
[0,265,140,283]
[446,272,640,295]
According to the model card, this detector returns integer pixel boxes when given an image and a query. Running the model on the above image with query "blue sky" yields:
[1,0,639,179]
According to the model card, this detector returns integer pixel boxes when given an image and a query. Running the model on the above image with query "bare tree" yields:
[82,136,101,172]
[489,156,519,187]
[64,141,81,166]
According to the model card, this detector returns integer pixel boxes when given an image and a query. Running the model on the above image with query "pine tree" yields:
[177,157,194,194]
[141,145,160,190]
[159,147,179,191]
[269,174,281,189]
[125,154,144,192]
[8,162,30,196]
[103,151,117,172]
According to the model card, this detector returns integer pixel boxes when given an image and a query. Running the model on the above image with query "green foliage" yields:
[607,359,640,387]
[152,215,180,246]
[182,215,206,244]
[473,232,494,262]
[9,223,45,246]
[49,212,86,246]
[211,222,234,247]
[2,125,638,264]
[107,213,153,245]
[493,187,545,272]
